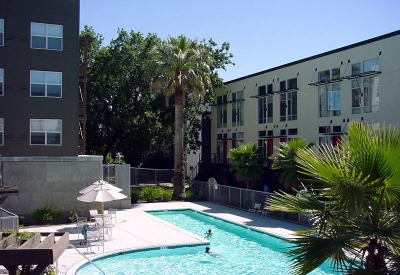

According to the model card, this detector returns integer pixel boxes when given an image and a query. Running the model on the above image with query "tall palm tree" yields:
[266,122,400,275]
[269,138,313,192]
[149,36,212,200]
[228,142,264,189]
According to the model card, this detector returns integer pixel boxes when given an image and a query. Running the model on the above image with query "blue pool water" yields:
[77,210,339,275]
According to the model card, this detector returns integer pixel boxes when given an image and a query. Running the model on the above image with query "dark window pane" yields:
[47,133,61,144]
[267,84,273,94]
[258,85,266,96]
[352,63,361,75]
[0,34,3,46]
[288,128,298,135]
[31,36,46,49]
[31,84,45,96]
[47,85,61,97]
[280,81,286,91]
[318,70,330,82]
[31,133,45,144]
[288,78,297,89]
[48,37,62,50]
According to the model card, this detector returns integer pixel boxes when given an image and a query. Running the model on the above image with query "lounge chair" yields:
[260,204,273,217]
[248,203,261,215]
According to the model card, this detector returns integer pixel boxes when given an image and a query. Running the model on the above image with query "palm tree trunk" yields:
[172,84,185,200]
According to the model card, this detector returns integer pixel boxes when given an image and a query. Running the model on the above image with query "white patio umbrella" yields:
[77,182,127,216]
[79,179,123,194]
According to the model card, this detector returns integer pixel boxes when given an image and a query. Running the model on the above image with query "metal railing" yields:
[67,244,105,275]
[0,207,19,231]
[130,167,173,186]
[192,180,311,226]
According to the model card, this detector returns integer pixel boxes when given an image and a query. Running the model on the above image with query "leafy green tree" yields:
[82,27,233,167]
[228,142,264,189]
[269,138,313,192]
[149,36,213,200]
[85,28,167,165]
[267,122,400,275]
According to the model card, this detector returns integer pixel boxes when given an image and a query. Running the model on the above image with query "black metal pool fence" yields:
[192,180,311,226]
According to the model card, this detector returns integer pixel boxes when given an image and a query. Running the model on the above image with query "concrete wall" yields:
[1,155,131,223]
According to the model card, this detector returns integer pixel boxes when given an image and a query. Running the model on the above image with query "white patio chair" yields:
[108,208,117,223]
[248,203,261,215]
[95,215,115,240]
[260,204,273,217]
[89,209,99,225]
[86,230,104,253]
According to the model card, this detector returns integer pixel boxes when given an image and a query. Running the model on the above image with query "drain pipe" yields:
[67,244,105,275]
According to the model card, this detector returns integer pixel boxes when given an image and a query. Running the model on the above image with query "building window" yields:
[31,22,63,50]
[235,132,244,146]
[318,68,340,83]
[288,128,298,135]
[352,58,379,75]
[0,19,4,46]
[287,78,297,89]
[258,85,266,96]
[30,119,62,145]
[258,96,273,124]
[318,83,341,117]
[232,91,244,127]
[0,69,3,96]
[30,70,62,97]
[216,95,227,128]
[319,136,332,146]
[280,91,297,121]
[352,76,379,114]
[0,118,3,145]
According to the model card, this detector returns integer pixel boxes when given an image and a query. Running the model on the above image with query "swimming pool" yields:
[76,210,339,275]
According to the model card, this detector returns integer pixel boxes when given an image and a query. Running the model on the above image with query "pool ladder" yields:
[67,244,105,275]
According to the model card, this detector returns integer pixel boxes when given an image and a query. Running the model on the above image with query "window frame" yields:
[280,91,298,122]
[232,91,244,127]
[0,118,3,146]
[30,70,62,98]
[31,22,63,51]
[0,68,3,96]
[258,96,273,124]
[30,119,62,145]
[318,83,341,117]
[352,76,380,114]
[0,19,4,46]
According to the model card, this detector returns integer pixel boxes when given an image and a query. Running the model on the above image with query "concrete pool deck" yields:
[11,201,310,274]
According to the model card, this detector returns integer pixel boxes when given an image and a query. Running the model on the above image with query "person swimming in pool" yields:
[205,229,213,238]
[204,246,221,257]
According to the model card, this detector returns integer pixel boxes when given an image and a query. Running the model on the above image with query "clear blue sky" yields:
[80,0,400,82]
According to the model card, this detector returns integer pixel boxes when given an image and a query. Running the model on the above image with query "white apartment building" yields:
[212,30,400,165]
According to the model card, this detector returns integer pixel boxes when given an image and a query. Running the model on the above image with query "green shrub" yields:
[161,189,173,201]
[131,188,142,203]
[69,211,76,223]
[31,203,62,224]
[141,187,162,203]
[185,189,194,201]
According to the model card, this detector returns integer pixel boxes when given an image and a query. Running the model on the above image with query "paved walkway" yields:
[13,202,309,275]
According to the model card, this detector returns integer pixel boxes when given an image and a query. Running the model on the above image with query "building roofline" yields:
[224,30,400,85]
